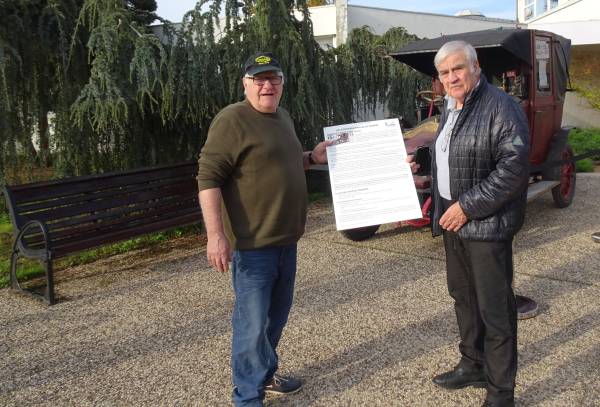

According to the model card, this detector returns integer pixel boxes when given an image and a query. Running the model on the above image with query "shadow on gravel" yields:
[517,181,600,253]
[519,342,600,406]
[520,311,600,371]
[293,252,440,318]
[269,309,457,406]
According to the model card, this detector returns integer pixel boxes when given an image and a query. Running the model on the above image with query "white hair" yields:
[434,40,479,73]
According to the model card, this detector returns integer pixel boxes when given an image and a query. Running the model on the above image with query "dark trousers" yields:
[442,221,518,402]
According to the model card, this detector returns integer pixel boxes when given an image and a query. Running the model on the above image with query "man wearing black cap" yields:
[196,51,330,406]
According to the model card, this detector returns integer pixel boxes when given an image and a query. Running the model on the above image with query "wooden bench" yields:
[2,161,200,305]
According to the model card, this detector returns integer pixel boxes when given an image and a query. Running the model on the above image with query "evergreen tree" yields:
[0,0,86,182]
[0,0,424,191]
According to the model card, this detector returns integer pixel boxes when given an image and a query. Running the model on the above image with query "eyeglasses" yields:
[245,75,283,86]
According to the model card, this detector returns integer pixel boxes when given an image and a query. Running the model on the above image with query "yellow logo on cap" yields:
[255,56,271,65]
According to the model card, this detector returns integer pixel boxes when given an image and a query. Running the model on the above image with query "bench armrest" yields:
[13,219,51,260]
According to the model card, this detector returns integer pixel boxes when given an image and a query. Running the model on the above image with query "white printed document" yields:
[324,118,422,230]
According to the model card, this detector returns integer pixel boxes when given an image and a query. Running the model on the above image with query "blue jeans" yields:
[231,244,297,407]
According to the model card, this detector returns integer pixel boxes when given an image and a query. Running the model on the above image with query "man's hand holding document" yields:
[324,118,422,231]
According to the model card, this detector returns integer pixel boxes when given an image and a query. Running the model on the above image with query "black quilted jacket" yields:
[431,75,530,241]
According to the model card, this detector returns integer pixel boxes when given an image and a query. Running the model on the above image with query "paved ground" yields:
[1,174,599,406]
[563,92,600,128]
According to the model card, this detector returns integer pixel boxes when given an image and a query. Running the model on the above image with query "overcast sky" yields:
[154,1,517,24]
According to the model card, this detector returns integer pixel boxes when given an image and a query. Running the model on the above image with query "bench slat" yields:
[9,162,197,204]
[22,198,199,246]
[18,181,197,224]
[42,194,197,233]
[17,174,196,213]
[51,211,200,258]
[49,207,199,254]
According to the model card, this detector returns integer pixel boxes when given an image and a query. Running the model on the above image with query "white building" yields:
[517,0,600,127]
[518,0,600,45]
[310,0,515,49]
[153,2,516,49]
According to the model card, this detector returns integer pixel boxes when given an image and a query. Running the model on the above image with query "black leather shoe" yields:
[482,399,515,407]
[432,365,487,389]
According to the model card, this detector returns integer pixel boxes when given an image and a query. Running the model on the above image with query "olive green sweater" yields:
[196,100,307,250]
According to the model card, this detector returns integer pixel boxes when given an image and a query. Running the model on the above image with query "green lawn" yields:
[569,127,600,172]
[0,213,11,234]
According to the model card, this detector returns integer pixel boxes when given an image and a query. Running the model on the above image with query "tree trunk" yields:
[25,137,38,164]
[38,109,52,167]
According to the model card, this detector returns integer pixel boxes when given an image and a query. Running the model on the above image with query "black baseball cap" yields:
[244,51,282,76]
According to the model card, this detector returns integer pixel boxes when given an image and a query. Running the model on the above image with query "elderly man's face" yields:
[436,51,480,108]
[242,70,284,114]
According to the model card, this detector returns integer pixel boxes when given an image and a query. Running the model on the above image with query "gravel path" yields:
[1,174,599,406]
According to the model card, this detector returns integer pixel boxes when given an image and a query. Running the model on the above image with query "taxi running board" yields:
[527,181,560,202]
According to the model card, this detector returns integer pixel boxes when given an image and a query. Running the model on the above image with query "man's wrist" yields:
[308,151,316,165]
[207,230,225,238]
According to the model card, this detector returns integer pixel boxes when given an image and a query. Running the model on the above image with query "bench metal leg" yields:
[10,241,56,305]
[9,221,56,305]
[10,249,20,290]
[44,260,56,305]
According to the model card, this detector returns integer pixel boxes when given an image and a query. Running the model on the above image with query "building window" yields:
[524,0,535,20]
[524,0,561,21]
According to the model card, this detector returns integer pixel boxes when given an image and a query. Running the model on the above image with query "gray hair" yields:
[434,40,479,71]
